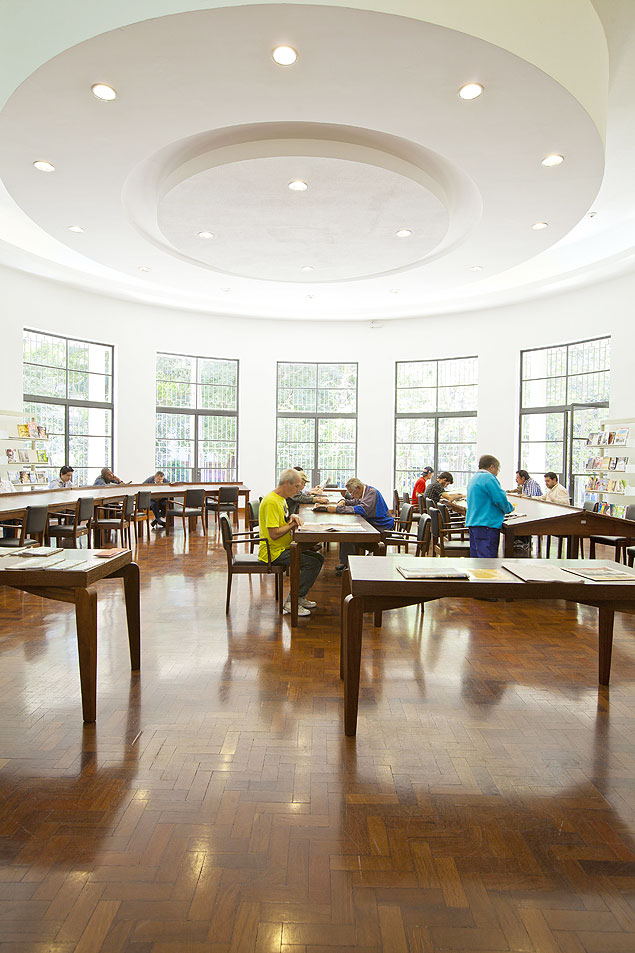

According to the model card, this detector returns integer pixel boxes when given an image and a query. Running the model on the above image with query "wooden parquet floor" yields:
[2,530,635,952]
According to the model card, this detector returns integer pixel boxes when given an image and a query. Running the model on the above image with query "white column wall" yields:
[1,263,633,501]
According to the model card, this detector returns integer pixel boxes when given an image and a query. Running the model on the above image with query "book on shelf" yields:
[35,471,47,484]
[0,479,15,494]
[613,428,629,446]
[36,449,48,463]
[19,470,32,484]
[36,426,47,439]
[586,455,629,472]
[16,424,29,438]
[27,420,38,438]
[4,448,17,462]
[7,470,19,484]
[17,449,30,463]
[616,457,629,471]
[598,431,610,446]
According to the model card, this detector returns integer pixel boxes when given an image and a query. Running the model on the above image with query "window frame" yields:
[394,355,478,493]
[23,328,115,484]
[275,361,358,486]
[155,350,239,483]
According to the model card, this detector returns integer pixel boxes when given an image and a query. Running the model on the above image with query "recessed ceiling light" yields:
[391,289,400,294]
[396,229,412,238]
[68,225,84,233]
[91,83,117,101]
[531,222,549,230]
[542,154,564,167]
[138,266,151,273]
[288,179,307,192]
[33,160,55,172]
[197,230,215,239]
[306,294,315,300]
[588,210,598,218]
[301,265,314,272]
[222,288,231,293]
[458,83,483,100]
[272,46,297,66]
[470,265,483,272]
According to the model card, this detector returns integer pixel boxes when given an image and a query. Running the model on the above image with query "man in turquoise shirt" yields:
[465,455,514,557]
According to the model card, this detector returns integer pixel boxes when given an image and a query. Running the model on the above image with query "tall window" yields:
[23,329,114,486]
[395,357,478,494]
[519,336,610,505]
[276,363,357,486]
[155,353,238,482]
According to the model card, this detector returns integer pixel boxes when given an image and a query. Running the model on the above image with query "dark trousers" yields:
[469,526,500,558]
[151,498,166,520]
[271,548,324,597]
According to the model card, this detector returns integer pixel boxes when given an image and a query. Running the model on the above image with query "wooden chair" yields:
[429,506,470,557]
[220,514,286,614]
[132,489,152,542]
[382,502,414,553]
[589,503,635,564]
[207,485,239,530]
[392,489,401,516]
[46,497,93,548]
[437,501,468,538]
[166,488,206,536]
[247,499,260,552]
[92,494,134,547]
[383,511,430,556]
[0,505,49,548]
[546,499,592,558]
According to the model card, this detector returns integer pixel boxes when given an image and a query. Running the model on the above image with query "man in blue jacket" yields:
[466,455,514,557]
[327,477,394,574]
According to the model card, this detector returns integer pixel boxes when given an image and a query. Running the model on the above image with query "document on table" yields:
[562,566,635,583]
[397,566,470,580]
[298,522,351,532]
[501,562,579,583]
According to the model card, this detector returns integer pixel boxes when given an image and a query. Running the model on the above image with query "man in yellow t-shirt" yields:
[259,468,324,616]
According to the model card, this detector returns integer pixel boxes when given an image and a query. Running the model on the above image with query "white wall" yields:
[1,262,633,502]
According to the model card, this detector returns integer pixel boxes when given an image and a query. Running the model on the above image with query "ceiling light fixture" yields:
[470,265,483,272]
[301,265,314,272]
[68,225,84,233]
[588,211,598,218]
[306,294,315,300]
[91,83,117,101]
[531,222,549,230]
[458,83,483,100]
[33,160,55,172]
[288,179,307,192]
[138,266,151,273]
[396,229,412,238]
[197,230,215,239]
[542,153,564,167]
[391,289,400,294]
[222,288,231,293]
[272,46,297,66]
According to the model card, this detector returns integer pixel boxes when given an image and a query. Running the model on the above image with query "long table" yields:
[0,482,251,531]
[289,510,383,626]
[449,495,635,557]
[342,555,635,736]
[0,548,140,723]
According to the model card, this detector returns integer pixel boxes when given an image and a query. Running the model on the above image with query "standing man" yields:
[411,467,434,505]
[48,465,74,489]
[423,471,465,507]
[466,455,514,557]
[539,472,570,504]
[328,477,394,574]
[143,470,169,528]
[259,469,324,616]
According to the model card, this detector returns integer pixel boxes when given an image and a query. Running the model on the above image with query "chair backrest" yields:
[247,499,260,526]
[425,496,437,514]
[417,513,431,543]
[418,495,426,514]
[402,491,410,504]
[25,505,48,538]
[136,489,152,510]
[185,488,205,507]
[78,496,94,522]
[393,489,400,514]
[219,514,233,560]
[399,502,413,530]
[219,486,239,504]
[429,506,441,540]
[436,501,449,526]
[626,504,635,522]
[123,494,136,518]
[583,500,597,512]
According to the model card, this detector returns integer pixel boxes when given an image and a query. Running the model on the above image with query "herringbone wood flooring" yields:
[2,528,635,952]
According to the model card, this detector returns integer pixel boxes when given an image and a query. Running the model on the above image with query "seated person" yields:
[48,465,74,489]
[259,469,324,616]
[287,466,329,516]
[411,467,434,505]
[143,470,169,528]
[512,469,543,497]
[327,477,394,573]
[538,471,569,504]
[423,471,464,507]
[94,467,125,486]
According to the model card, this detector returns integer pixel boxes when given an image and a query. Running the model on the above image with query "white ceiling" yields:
[0,1,633,322]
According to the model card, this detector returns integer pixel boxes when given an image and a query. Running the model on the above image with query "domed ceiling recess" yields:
[0,0,629,322]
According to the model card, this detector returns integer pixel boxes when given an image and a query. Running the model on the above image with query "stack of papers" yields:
[501,563,578,583]
[562,566,635,583]
[397,566,470,580]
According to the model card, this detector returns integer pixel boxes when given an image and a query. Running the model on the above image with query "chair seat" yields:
[206,501,237,510]
[48,524,89,536]
[590,535,629,546]
[440,541,471,553]
[167,507,203,517]
[0,538,38,548]
[234,553,280,568]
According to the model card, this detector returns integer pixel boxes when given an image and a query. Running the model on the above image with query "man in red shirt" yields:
[411,467,434,505]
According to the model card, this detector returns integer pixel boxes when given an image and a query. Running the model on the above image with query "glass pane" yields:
[68,340,112,375]
[277,417,314,443]
[568,338,610,376]
[156,381,195,408]
[68,435,112,472]
[567,372,609,403]
[23,330,66,368]
[571,439,590,478]
[520,441,563,475]
[23,400,65,435]
[396,387,436,413]
[437,444,476,477]
[317,364,356,389]
[277,443,315,474]
[198,415,236,441]
[397,361,436,388]
[396,417,435,443]
[199,384,237,410]
[438,385,477,411]
[156,412,193,440]
[395,444,435,472]
[155,439,194,468]
[67,371,111,403]
[521,378,567,408]
[521,412,565,442]
[318,418,356,443]
[571,405,605,438]
[198,442,237,480]
[437,358,477,387]
[277,387,316,413]
[156,353,196,383]
[522,346,567,380]
[23,364,66,398]
[317,388,356,413]
[68,406,112,437]
[278,363,316,390]
[438,416,477,443]
[198,358,237,387]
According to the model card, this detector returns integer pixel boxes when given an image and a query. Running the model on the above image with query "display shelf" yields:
[584,417,635,518]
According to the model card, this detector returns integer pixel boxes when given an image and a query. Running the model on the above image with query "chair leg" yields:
[226,572,232,613]
[202,510,207,536]
[557,537,564,558]
[589,539,596,559]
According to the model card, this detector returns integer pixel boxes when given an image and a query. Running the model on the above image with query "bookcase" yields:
[584,416,635,517]
[0,410,50,490]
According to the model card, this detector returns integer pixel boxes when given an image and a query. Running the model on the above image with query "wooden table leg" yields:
[503,524,515,557]
[115,562,141,670]
[290,540,300,626]
[74,587,98,724]
[371,541,385,627]
[598,605,615,685]
[340,568,351,679]
[567,535,580,558]
[244,490,250,531]
[344,594,365,736]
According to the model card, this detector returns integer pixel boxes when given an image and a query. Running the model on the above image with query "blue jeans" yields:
[469,526,500,558]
